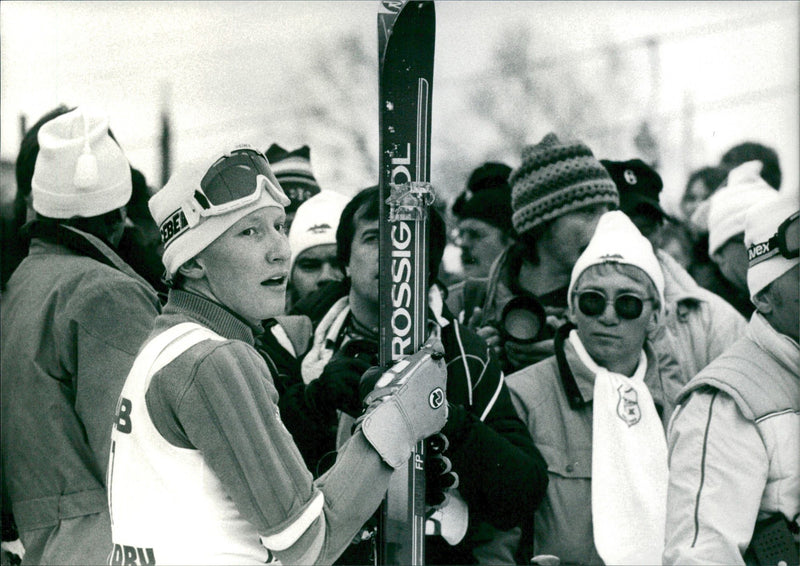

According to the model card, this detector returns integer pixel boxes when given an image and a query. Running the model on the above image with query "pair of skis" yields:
[377,1,436,565]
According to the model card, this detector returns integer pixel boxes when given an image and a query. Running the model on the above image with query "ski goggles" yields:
[748,211,799,267]
[575,290,652,320]
[159,147,289,247]
[195,147,287,216]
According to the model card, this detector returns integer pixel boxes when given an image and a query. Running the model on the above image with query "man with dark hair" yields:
[665,195,799,564]
[3,105,166,296]
[451,162,515,279]
[1,107,160,565]
[719,140,782,190]
[1,105,73,291]
[295,185,548,565]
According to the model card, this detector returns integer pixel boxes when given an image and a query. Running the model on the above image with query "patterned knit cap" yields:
[510,133,619,236]
[265,144,321,214]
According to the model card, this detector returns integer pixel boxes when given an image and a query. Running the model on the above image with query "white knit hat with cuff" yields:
[149,144,290,280]
[708,161,777,256]
[32,106,132,219]
[568,210,665,316]
[287,190,351,273]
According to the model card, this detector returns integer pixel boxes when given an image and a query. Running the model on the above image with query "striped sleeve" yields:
[156,338,393,564]
[664,390,768,565]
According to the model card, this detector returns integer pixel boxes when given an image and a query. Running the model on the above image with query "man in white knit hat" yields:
[107,144,447,565]
[285,190,351,310]
[707,160,779,316]
[0,107,160,565]
[507,210,681,565]
[664,193,799,565]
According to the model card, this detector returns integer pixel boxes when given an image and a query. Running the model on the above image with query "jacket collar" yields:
[555,323,664,416]
[28,223,152,290]
[164,289,257,345]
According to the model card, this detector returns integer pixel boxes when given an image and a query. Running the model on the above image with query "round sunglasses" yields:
[576,290,652,320]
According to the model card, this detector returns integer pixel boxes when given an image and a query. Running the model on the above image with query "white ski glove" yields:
[356,338,448,469]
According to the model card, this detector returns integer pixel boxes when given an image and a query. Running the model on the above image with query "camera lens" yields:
[500,295,546,344]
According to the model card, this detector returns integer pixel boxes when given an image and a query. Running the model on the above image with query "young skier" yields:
[106,145,448,565]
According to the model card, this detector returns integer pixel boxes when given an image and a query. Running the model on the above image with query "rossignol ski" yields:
[377,1,436,565]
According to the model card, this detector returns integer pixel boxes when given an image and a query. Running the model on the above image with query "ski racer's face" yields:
[346,211,381,310]
[194,206,290,325]
[457,218,509,279]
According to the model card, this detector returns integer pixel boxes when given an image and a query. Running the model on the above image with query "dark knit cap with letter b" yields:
[509,133,619,236]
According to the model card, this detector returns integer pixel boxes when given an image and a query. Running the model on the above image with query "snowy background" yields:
[1,1,798,214]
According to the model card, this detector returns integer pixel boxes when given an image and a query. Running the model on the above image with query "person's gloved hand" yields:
[356,337,448,469]
[305,353,372,418]
[426,432,459,509]
[340,338,379,367]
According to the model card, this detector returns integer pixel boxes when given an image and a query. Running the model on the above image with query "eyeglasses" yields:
[576,290,652,320]
[749,211,799,267]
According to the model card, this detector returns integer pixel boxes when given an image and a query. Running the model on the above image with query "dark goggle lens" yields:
[577,291,645,320]
[199,149,271,207]
[779,213,799,258]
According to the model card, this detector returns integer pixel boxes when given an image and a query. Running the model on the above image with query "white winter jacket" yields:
[664,313,800,565]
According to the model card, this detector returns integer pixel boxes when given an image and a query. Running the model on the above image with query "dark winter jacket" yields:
[294,285,548,564]
[1,225,160,564]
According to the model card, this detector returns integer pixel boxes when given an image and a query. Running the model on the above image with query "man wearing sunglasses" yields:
[602,158,747,403]
[507,210,678,565]
[664,196,799,565]
[106,145,448,565]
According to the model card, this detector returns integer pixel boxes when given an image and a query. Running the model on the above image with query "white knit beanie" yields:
[148,144,290,279]
[287,190,351,273]
[568,210,665,315]
[708,161,777,256]
[744,193,799,299]
[32,107,132,218]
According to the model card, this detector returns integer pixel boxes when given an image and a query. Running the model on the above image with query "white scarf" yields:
[569,330,668,565]
[300,287,451,385]
[300,296,350,384]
